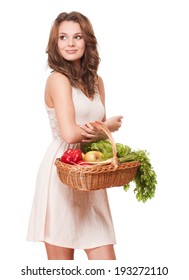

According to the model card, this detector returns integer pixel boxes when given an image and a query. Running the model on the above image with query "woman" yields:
[27,11,123,260]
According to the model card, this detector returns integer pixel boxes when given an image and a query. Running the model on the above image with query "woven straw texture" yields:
[55,122,140,191]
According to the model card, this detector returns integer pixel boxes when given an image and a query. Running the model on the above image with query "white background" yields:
[0,0,189,279]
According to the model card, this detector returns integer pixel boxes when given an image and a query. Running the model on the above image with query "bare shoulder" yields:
[46,72,70,89]
[45,72,72,107]
[45,72,72,97]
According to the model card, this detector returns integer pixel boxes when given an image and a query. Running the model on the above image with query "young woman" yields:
[27,11,123,260]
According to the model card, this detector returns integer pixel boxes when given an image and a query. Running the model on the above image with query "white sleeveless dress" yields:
[27,88,116,249]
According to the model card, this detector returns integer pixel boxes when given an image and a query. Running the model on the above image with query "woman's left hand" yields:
[80,122,107,142]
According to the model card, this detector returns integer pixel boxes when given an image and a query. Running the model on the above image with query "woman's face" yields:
[58,21,85,65]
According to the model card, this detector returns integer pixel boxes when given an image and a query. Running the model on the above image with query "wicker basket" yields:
[55,122,140,191]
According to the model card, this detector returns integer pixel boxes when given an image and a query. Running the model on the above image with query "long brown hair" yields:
[46,11,100,97]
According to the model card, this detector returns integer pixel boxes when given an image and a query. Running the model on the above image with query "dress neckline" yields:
[73,87,97,102]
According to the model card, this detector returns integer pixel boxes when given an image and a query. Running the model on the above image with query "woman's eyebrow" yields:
[59,32,82,35]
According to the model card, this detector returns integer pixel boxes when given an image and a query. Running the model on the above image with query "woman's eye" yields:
[59,35,67,40]
[75,35,82,40]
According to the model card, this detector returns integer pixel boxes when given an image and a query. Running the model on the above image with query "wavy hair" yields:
[46,11,100,97]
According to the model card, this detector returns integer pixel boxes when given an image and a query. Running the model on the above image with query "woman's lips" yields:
[66,50,77,54]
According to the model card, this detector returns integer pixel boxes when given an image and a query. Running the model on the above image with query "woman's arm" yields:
[45,72,86,144]
[45,72,110,143]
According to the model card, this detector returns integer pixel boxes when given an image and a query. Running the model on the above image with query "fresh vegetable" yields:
[61,148,82,164]
[123,150,157,203]
[81,140,113,159]
[80,141,131,159]
[81,140,157,203]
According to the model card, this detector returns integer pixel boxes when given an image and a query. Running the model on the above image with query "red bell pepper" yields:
[61,148,82,164]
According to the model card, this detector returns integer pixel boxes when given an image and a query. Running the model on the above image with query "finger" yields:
[81,131,96,138]
[82,139,92,143]
[84,122,94,129]
[80,125,93,134]
[82,136,96,142]
[118,115,124,120]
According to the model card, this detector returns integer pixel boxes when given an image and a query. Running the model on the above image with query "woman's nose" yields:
[68,38,74,47]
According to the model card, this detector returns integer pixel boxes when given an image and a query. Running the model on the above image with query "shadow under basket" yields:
[55,122,140,191]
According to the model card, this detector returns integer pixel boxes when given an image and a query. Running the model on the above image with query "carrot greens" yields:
[81,141,157,202]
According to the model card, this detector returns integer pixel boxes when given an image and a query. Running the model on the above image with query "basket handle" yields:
[90,121,119,167]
